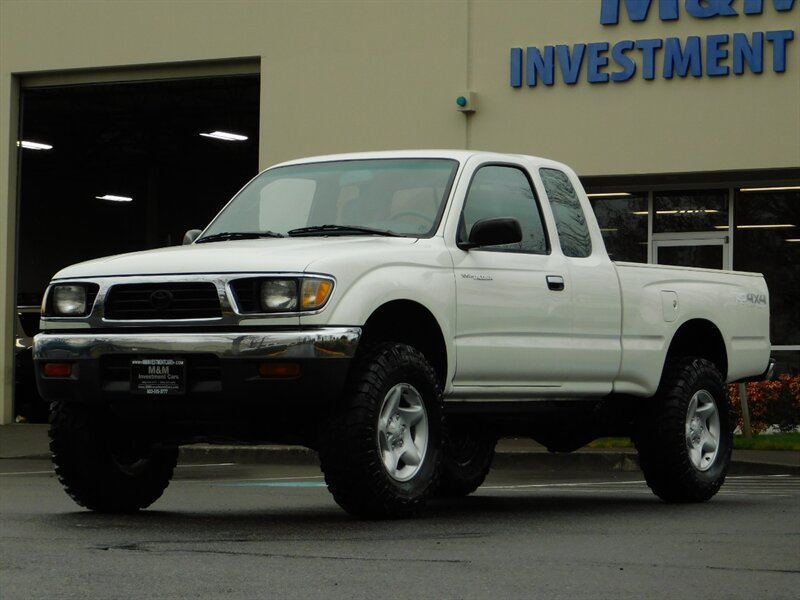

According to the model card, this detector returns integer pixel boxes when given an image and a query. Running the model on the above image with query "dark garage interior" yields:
[14,74,260,420]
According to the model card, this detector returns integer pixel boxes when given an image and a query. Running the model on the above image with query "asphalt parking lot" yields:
[2,446,799,600]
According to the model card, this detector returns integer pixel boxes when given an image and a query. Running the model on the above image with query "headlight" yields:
[53,285,87,316]
[233,276,334,313]
[260,279,298,311]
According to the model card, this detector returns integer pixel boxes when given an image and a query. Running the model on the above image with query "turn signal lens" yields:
[43,363,73,377]
[301,278,333,310]
[258,362,301,378]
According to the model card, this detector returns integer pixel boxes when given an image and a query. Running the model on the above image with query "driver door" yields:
[450,163,573,394]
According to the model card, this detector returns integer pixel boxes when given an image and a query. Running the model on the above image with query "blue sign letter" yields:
[706,34,730,76]
[611,40,637,81]
[766,30,794,72]
[511,48,523,87]
[587,42,611,83]
[527,46,555,86]
[663,37,703,78]
[601,0,679,24]
[733,32,764,74]
[635,38,664,79]
[556,44,587,85]
[685,0,737,18]
[743,0,796,15]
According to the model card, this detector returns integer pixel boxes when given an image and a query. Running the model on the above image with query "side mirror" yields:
[459,217,523,250]
[182,229,202,245]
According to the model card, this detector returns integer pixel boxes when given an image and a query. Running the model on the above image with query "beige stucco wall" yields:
[1,0,798,422]
[469,0,800,174]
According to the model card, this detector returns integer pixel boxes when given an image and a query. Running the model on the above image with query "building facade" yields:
[1,0,798,422]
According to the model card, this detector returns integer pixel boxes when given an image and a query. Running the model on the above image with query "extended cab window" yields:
[540,168,592,258]
[459,165,548,254]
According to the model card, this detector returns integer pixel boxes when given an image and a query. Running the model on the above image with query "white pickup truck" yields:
[34,150,773,518]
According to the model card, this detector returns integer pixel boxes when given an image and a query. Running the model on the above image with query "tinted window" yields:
[540,168,592,258]
[734,188,800,346]
[460,165,547,254]
[653,190,728,233]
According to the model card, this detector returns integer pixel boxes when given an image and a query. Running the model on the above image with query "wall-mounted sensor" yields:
[456,92,476,113]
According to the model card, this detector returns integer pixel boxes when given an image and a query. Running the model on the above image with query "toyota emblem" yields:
[149,289,174,310]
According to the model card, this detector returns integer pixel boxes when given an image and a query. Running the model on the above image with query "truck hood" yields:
[52,237,419,279]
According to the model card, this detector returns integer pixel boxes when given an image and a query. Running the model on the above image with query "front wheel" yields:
[635,357,733,503]
[319,343,443,519]
[49,401,178,512]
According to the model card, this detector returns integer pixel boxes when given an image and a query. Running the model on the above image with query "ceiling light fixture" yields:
[631,210,720,216]
[18,140,53,150]
[739,186,800,193]
[736,224,796,229]
[587,192,633,198]
[96,194,133,202]
[199,131,248,141]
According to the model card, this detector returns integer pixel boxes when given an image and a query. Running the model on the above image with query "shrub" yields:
[728,375,800,433]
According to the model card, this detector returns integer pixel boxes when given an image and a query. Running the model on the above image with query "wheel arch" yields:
[664,318,728,381]
[359,300,448,386]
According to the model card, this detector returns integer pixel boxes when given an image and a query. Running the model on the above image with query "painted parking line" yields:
[480,474,800,497]
[207,474,327,488]
[214,481,327,488]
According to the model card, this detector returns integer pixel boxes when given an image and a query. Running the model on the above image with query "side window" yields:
[460,165,548,254]
[539,168,592,258]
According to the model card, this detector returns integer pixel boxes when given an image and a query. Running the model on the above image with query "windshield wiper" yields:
[196,231,284,244]
[287,224,399,237]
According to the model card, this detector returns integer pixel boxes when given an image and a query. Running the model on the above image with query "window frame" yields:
[457,162,551,256]
[539,167,593,259]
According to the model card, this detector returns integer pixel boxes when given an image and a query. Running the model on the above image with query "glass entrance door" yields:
[652,190,731,270]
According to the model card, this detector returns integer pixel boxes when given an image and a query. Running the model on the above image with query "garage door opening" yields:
[14,74,260,421]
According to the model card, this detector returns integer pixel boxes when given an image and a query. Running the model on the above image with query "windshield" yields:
[199,158,459,240]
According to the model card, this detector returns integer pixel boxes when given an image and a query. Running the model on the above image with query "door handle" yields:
[546,275,565,291]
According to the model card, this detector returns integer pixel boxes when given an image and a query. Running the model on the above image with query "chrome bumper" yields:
[33,327,361,361]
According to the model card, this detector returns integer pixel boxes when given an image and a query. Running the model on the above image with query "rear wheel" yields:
[438,422,496,497]
[319,343,443,519]
[49,401,178,512]
[635,357,732,503]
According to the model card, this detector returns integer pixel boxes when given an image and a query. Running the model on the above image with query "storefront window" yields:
[589,194,648,262]
[653,190,728,233]
[733,189,800,348]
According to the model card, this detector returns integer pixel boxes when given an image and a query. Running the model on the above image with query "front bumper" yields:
[33,327,361,405]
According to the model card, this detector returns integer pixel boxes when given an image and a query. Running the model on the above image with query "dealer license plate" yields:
[131,358,186,395]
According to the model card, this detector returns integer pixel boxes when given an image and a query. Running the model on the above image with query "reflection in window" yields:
[734,189,800,346]
[653,190,728,233]
[460,166,547,254]
[589,194,648,262]
[657,244,723,269]
[540,168,592,258]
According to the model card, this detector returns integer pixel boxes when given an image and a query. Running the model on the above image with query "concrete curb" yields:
[3,424,798,475]
[177,444,800,475]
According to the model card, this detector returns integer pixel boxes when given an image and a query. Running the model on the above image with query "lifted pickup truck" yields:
[34,151,772,518]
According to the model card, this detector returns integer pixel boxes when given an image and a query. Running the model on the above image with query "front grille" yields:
[229,278,261,313]
[105,282,221,320]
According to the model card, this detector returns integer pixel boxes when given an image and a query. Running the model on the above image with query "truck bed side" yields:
[612,262,771,397]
